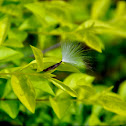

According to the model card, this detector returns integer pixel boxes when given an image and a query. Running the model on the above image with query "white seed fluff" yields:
[61,41,84,67]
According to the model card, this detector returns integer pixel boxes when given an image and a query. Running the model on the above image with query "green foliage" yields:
[0,16,9,45]
[49,77,77,97]
[0,0,126,125]
[31,45,43,72]
[11,75,36,113]
[0,46,23,62]
[0,100,19,119]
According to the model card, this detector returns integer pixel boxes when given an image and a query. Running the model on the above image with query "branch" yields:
[30,43,60,58]
[42,43,60,54]
[0,98,81,102]
[0,98,49,101]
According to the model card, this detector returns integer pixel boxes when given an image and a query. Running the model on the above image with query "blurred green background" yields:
[0,0,126,125]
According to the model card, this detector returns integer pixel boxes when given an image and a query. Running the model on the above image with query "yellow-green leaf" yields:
[98,93,126,116]
[88,114,102,125]
[0,100,19,119]
[64,73,95,89]
[11,75,36,113]
[49,78,77,97]
[83,33,104,52]
[31,45,43,72]
[49,97,71,119]
[0,46,23,62]
[57,62,80,72]
[0,16,10,45]
[0,0,3,6]
[115,1,126,19]
[29,76,55,96]
[20,60,37,71]
[91,0,111,19]
[118,80,126,100]
[110,115,126,125]
[78,85,96,100]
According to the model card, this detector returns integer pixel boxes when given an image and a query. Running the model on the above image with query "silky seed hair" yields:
[61,41,85,68]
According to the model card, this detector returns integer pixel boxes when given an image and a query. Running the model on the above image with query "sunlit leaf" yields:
[25,1,73,27]
[43,57,80,72]
[3,39,24,48]
[115,1,126,19]
[0,0,3,6]
[29,76,55,96]
[20,60,37,71]
[3,29,27,48]
[0,16,10,45]
[31,45,43,72]
[49,97,71,119]
[0,100,19,119]
[98,92,126,116]
[19,15,40,30]
[92,105,103,116]
[78,85,96,100]
[64,73,95,89]
[0,4,22,17]
[0,46,23,62]
[88,114,106,125]
[57,62,80,72]
[11,75,36,113]
[88,114,101,125]
[118,80,126,100]
[83,33,104,53]
[49,78,77,97]
[110,115,126,125]
[2,80,12,98]
[91,0,111,19]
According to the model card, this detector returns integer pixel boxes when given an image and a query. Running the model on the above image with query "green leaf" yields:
[92,105,103,116]
[11,75,36,113]
[25,2,57,25]
[25,1,73,28]
[43,56,80,72]
[49,97,71,119]
[0,4,22,17]
[0,46,23,62]
[82,19,113,33]
[64,73,95,89]
[56,73,95,99]
[0,16,10,45]
[3,39,24,48]
[49,78,77,97]
[98,92,126,116]
[20,60,37,71]
[43,57,61,63]
[3,29,27,48]
[43,56,61,70]
[91,0,111,19]
[75,21,104,52]
[19,15,40,30]
[0,0,3,6]
[57,62,80,72]
[104,28,126,38]
[110,115,126,125]
[78,85,96,100]
[8,29,28,43]
[0,100,19,119]
[31,45,43,72]
[2,80,12,98]
[118,80,126,100]
[83,33,104,53]
[29,76,55,96]
[115,1,126,19]
[88,114,102,125]
[77,19,111,30]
